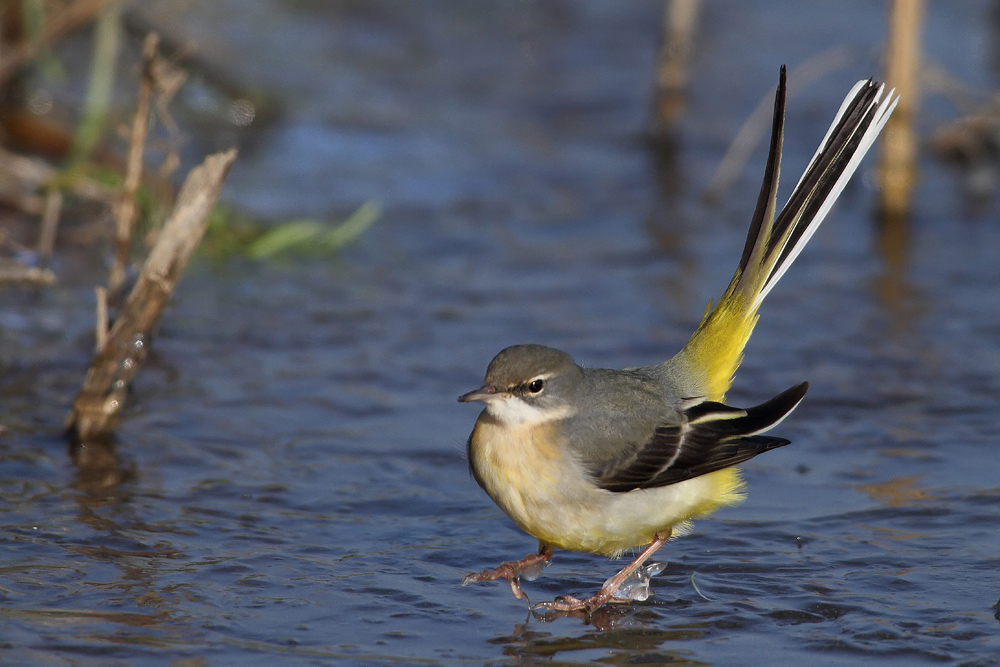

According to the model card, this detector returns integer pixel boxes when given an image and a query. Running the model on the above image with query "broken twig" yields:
[67,148,237,444]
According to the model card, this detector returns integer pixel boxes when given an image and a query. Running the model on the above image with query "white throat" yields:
[484,395,573,427]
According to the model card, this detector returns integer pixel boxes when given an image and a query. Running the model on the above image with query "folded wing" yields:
[593,382,809,492]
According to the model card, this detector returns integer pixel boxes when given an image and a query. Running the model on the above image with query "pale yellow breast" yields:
[468,417,749,557]
[468,417,578,545]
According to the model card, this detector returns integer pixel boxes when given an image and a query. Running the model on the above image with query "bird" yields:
[458,66,897,614]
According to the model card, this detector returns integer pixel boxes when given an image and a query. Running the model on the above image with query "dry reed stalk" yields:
[109,32,160,293]
[36,188,63,267]
[94,286,108,352]
[651,0,700,142]
[878,0,924,217]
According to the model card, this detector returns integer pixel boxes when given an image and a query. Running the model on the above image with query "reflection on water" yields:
[854,475,931,508]
[491,609,714,664]
[2,0,1000,664]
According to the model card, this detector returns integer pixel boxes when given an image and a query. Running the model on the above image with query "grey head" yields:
[458,344,583,426]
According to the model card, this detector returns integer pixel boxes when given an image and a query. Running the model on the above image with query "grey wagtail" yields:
[459,67,897,614]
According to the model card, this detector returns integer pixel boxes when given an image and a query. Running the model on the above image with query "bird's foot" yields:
[462,550,552,600]
[532,561,667,616]
[532,582,633,615]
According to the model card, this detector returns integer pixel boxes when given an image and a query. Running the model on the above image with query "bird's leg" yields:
[534,530,671,614]
[462,544,554,600]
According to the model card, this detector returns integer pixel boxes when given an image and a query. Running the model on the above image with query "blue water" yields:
[2,1,999,664]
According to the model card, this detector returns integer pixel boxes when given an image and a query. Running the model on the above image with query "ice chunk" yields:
[610,562,666,601]
[519,557,548,581]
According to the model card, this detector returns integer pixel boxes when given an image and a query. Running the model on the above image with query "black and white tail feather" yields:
[678,66,897,405]
[739,66,898,311]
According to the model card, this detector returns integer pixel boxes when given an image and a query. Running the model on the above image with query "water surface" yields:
[2,1,999,664]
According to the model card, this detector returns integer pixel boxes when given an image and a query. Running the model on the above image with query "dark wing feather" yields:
[594,382,808,493]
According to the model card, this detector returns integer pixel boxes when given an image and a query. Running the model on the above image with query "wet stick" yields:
[67,148,237,444]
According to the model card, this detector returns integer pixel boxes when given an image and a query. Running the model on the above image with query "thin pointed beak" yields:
[458,384,498,403]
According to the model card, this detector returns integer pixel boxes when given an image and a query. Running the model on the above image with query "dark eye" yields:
[528,379,544,394]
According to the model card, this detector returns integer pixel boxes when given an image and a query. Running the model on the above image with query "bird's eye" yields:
[528,379,544,394]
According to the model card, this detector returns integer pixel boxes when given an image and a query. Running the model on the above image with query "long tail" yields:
[674,66,898,401]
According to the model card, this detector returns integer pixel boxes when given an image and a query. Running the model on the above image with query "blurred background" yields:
[1,1,999,664]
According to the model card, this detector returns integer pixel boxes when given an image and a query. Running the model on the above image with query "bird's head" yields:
[458,344,582,427]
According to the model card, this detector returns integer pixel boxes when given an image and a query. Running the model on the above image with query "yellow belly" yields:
[468,416,747,557]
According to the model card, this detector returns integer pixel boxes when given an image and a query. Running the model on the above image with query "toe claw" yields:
[533,594,587,613]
